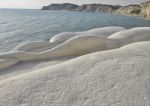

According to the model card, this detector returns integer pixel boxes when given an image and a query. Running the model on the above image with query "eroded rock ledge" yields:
[42,1,150,18]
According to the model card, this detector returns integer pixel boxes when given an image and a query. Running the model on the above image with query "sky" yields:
[0,0,149,9]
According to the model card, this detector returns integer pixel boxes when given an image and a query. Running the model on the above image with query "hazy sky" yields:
[0,0,149,9]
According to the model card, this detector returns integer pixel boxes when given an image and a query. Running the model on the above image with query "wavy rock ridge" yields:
[0,26,126,70]
[1,26,150,106]
[1,26,150,70]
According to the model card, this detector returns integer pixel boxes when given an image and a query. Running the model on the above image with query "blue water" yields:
[0,9,150,52]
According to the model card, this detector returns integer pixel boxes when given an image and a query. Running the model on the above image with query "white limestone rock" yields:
[50,26,126,43]
[0,41,150,106]
[13,41,60,53]
[0,58,18,70]
[50,32,77,43]
[78,26,126,37]
[109,27,150,44]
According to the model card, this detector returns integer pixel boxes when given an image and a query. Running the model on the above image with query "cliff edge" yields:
[41,1,150,18]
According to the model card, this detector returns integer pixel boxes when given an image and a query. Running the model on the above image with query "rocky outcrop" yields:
[140,1,150,18]
[41,3,79,10]
[41,1,150,18]
[42,3,120,13]
[116,1,150,18]
[74,4,120,13]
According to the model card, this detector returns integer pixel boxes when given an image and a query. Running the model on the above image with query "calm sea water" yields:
[0,9,150,53]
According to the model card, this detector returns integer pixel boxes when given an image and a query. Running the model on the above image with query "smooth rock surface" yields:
[109,27,150,44]
[1,27,150,70]
[50,32,77,43]
[0,58,18,70]
[0,41,150,106]
[13,41,60,53]
[1,27,150,106]
[50,26,126,43]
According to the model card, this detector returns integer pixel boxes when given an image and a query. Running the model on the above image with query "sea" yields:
[0,9,150,53]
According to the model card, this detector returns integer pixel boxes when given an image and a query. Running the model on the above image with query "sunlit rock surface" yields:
[0,26,150,106]
[42,1,150,18]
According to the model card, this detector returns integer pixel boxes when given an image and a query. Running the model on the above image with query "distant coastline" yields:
[41,1,150,19]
